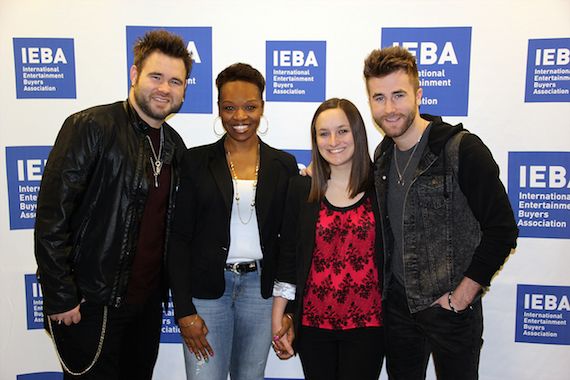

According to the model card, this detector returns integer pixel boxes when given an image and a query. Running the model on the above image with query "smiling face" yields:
[315,108,355,169]
[130,50,187,129]
[218,81,264,144]
[367,69,423,142]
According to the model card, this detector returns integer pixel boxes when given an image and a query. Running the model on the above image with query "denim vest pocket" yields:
[412,173,454,299]
[416,175,447,209]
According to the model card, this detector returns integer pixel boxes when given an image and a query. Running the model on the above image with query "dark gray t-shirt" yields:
[388,122,432,286]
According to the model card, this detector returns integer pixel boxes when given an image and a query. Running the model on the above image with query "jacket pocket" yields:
[416,175,447,209]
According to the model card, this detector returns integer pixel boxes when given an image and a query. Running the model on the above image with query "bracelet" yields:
[285,313,293,321]
[448,291,459,314]
[180,314,199,328]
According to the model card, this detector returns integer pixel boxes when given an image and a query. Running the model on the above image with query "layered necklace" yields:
[226,143,260,224]
[146,127,164,188]
[393,135,421,186]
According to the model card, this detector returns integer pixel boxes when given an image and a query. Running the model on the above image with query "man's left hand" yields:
[431,277,482,311]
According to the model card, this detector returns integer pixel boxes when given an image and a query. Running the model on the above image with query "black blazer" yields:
[276,175,382,346]
[169,136,298,320]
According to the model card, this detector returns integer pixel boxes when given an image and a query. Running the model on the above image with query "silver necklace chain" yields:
[226,143,260,225]
[146,127,164,188]
[393,136,421,186]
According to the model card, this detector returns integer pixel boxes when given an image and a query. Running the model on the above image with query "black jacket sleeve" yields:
[35,112,102,315]
[458,134,519,286]
[168,151,199,319]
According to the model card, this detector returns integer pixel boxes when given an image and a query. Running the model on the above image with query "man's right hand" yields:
[49,302,82,326]
[179,314,213,362]
[301,162,313,177]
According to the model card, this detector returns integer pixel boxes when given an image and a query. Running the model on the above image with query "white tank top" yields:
[227,179,263,263]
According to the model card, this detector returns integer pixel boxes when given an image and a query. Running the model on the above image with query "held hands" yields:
[179,314,213,362]
[271,313,295,360]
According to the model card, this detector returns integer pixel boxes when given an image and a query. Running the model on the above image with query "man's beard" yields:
[375,108,416,139]
[132,85,183,122]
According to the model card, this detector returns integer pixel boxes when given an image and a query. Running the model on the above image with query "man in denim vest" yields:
[365,46,518,380]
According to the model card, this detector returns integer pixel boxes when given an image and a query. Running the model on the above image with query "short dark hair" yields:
[133,29,193,79]
[215,63,265,103]
[363,46,419,92]
[308,98,372,202]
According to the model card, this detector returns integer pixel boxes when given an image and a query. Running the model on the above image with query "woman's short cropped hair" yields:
[215,63,265,103]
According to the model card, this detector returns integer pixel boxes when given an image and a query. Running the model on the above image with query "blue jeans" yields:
[183,268,273,380]
[384,279,483,380]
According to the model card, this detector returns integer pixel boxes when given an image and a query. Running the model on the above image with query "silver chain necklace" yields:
[146,127,164,188]
[393,136,421,186]
[226,143,260,225]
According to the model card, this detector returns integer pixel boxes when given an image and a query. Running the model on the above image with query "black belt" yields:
[224,260,261,275]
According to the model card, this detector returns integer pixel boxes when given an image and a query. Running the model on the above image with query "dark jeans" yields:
[297,325,385,380]
[46,289,162,380]
[384,280,483,380]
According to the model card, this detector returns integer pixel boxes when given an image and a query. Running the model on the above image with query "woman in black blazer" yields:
[272,99,385,380]
[169,63,298,380]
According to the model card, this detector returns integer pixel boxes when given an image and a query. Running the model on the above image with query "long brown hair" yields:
[308,98,372,202]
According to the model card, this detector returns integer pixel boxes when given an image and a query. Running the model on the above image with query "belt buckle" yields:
[231,262,243,275]
[229,261,258,274]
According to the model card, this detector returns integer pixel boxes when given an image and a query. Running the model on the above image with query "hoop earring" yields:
[213,116,225,138]
[257,115,269,136]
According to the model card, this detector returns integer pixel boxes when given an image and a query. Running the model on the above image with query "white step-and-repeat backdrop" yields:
[1,0,569,379]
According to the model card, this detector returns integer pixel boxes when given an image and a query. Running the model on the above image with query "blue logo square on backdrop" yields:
[13,38,76,99]
[525,38,570,103]
[5,146,52,230]
[515,284,570,345]
[508,152,570,239]
[126,26,213,114]
[266,41,326,102]
[160,293,181,343]
[25,274,44,330]
[381,27,472,116]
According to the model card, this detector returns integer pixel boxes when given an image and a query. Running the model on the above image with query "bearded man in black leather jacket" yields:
[34,29,191,379]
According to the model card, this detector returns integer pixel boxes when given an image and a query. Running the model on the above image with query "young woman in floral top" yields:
[272,98,385,380]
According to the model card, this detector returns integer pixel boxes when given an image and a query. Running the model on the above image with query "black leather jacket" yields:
[35,100,186,315]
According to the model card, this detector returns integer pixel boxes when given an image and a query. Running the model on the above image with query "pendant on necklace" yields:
[149,157,163,188]
[397,178,405,186]
[155,160,163,175]
[146,128,164,188]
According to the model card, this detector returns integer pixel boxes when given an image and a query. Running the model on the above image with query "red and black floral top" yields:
[302,192,382,330]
